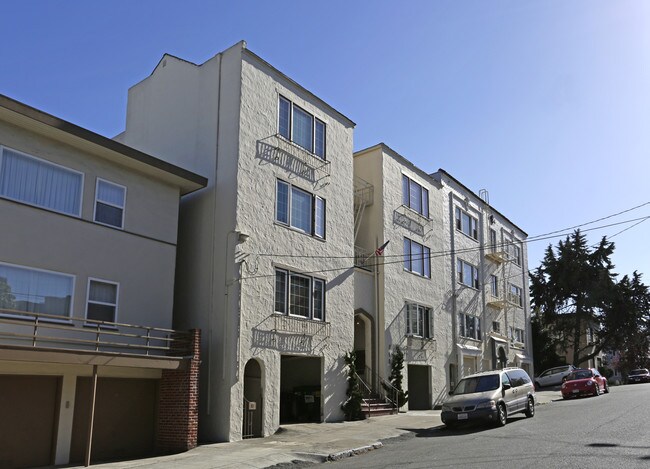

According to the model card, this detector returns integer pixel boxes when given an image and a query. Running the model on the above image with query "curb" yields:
[327,442,383,461]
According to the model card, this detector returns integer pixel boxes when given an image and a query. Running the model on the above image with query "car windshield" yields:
[453,375,499,394]
[567,370,592,381]
[630,369,648,375]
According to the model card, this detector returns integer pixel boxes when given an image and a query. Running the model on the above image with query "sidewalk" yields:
[71,390,559,469]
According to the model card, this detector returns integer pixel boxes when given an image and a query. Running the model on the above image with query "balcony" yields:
[257,134,331,182]
[393,205,432,237]
[0,309,193,369]
[271,314,331,337]
[354,245,376,272]
[485,247,508,264]
[486,296,507,309]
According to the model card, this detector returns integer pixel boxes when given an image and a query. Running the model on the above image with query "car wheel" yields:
[525,397,535,418]
[496,404,507,427]
[593,384,600,396]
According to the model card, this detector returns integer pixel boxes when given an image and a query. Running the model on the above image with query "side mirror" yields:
[502,383,511,391]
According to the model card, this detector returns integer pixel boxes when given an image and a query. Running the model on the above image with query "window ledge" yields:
[273,221,326,242]
[403,268,431,279]
[455,229,479,243]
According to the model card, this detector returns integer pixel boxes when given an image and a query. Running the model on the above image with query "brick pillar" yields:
[156,329,200,454]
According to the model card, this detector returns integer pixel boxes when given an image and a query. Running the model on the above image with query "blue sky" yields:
[2,0,649,279]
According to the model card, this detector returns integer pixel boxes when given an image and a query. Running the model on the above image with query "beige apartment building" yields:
[116,41,356,442]
[0,95,206,467]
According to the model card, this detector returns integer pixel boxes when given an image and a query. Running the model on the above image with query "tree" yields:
[341,351,364,420]
[530,230,616,366]
[0,276,16,311]
[386,346,408,407]
[530,310,563,372]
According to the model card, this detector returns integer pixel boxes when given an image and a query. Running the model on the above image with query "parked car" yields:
[441,367,536,428]
[534,365,577,389]
[627,368,650,384]
[561,368,609,398]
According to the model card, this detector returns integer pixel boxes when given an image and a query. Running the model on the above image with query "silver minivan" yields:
[441,367,536,428]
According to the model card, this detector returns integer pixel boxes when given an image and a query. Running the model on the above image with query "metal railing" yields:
[259,134,331,180]
[242,397,255,439]
[354,245,375,272]
[272,314,331,337]
[0,308,193,357]
[357,365,399,415]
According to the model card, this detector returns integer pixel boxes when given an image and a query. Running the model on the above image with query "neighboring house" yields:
[353,144,533,410]
[431,170,533,387]
[0,95,206,467]
[550,315,604,369]
[353,144,451,411]
[116,41,356,442]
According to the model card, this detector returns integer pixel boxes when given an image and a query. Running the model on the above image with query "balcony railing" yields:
[354,245,376,272]
[257,134,331,181]
[0,308,193,357]
[271,314,331,337]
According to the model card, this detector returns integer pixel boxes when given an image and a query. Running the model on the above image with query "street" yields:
[321,384,650,469]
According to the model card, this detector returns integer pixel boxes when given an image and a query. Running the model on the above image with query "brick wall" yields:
[156,328,200,454]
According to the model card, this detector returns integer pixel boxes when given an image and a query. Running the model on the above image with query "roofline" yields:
[241,47,356,128]
[434,168,528,237]
[0,94,207,195]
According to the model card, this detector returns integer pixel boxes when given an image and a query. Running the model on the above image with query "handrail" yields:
[0,308,192,357]
[359,365,400,412]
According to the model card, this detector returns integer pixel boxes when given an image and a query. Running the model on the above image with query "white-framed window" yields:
[455,207,478,240]
[278,96,326,159]
[275,180,326,238]
[508,284,523,307]
[0,145,83,216]
[457,259,479,289]
[403,238,431,278]
[94,178,126,229]
[510,326,525,345]
[401,174,429,218]
[492,321,501,333]
[490,274,499,297]
[510,242,522,266]
[459,313,481,340]
[0,261,74,318]
[406,302,433,338]
[86,278,119,323]
[274,268,325,321]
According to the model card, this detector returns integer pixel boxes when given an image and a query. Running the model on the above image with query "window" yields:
[509,284,523,306]
[0,146,82,216]
[492,321,501,333]
[489,229,498,252]
[459,313,481,340]
[490,274,499,297]
[457,259,479,289]
[274,268,325,321]
[509,242,522,265]
[0,262,73,318]
[510,327,525,345]
[278,96,326,158]
[455,207,478,240]
[94,179,126,228]
[401,175,429,217]
[403,238,431,278]
[86,279,118,322]
[406,303,433,338]
[276,180,326,238]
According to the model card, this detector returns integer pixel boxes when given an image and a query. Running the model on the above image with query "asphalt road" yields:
[322,383,650,469]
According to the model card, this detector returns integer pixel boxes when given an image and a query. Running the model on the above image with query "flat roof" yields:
[0,94,207,195]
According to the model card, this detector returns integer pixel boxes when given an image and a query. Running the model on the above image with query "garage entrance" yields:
[0,375,60,468]
[279,355,322,423]
[407,365,431,410]
[70,377,157,464]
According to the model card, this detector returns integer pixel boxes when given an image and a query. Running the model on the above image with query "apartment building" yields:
[353,145,533,410]
[116,41,356,442]
[0,95,206,467]
[431,170,533,385]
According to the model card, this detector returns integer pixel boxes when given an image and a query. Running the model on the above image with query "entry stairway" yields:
[357,366,399,418]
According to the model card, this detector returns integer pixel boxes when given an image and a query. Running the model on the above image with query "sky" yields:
[2,0,649,280]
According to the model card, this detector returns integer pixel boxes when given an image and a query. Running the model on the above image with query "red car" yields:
[561,368,609,398]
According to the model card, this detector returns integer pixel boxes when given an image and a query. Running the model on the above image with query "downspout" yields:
[448,191,460,387]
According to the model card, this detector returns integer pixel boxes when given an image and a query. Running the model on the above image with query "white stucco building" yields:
[117,41,356,442]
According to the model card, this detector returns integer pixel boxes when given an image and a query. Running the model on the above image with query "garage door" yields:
[69,377,158,464]
[0,375,60,468]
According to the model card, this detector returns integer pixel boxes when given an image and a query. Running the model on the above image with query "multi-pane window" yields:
[401,175,429,218]
[510,327,525,344]
[0,262,73,318]
[457,259,479,289]
[406,303,433,338]
[274,269,325,321]
[510,243,522,266]
[455,207,478,240]
[489,229,498,252]
[0,146,82,216]
[94,179,126,228]
[459,313,481,340]
[278,96,326,158]
[86,279,118,322]
[490,274,499,297]
[509,284,523,306]
[492,321,501,333]
[403,238,431,278]
[276,180,326,238]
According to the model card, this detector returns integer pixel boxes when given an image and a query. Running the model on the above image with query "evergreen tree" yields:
[386,346,408,407]
[341,351,364,420]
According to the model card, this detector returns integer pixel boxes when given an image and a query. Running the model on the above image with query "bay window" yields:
[459,313,481,340]
[406,302,433,338]
[275,268,325,321]
[276,180,326,238]
[403,238,431,278]
[457,259,479,289]
[455,207,478,240]
[278,96,326,158]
